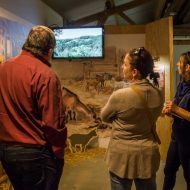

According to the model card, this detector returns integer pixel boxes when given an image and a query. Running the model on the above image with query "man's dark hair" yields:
[22,25,56,57]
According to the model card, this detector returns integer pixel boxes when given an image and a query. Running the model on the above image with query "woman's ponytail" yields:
[149,72,159,87]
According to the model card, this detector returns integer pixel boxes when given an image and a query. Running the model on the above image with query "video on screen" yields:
[53,26,104,59]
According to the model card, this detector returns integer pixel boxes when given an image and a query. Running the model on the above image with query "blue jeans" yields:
[110,172,156,190]
[0,143,64,190]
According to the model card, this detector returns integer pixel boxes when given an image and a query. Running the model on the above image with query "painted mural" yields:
[0,16,30,63]
[59,46,123,157]
[59,46,165,165]
[0,15,166,189]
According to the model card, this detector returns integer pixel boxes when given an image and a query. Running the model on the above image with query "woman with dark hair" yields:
[101,47,163,190]
[162,51,190,190]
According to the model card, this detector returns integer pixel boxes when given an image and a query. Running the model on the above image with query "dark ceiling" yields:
[41,0,190,35]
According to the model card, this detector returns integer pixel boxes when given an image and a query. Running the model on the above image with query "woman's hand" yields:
[162,101,177,116]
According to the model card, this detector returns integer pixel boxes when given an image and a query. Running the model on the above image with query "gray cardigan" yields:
[101,79,163,179]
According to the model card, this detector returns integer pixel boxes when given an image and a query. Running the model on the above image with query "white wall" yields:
[0,0,63,26]
[105,34,145,50]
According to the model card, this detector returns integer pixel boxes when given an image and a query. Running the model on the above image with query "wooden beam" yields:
[164,0,186,16]
[104,25,145,34]
[97,14,108,25]
[110,0,120,25]
[118,12,136,24]
[174,40,190,45]
[154,0,166,19]
[41,0,66,22]
[69,0,152,25]
[162,0,187,25]
[174,27,190,36]
[177,1,190,24]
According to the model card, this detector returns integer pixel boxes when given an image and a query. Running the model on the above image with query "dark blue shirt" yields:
[172,80,190,143]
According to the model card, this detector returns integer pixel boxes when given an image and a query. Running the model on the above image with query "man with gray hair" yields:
[0,25,67,190]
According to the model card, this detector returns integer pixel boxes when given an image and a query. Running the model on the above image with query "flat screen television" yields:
[52,26,104,59]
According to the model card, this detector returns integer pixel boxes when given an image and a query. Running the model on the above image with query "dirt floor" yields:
[59,148,110,190]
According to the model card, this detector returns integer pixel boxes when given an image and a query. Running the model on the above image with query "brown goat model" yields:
[62,86,96,122]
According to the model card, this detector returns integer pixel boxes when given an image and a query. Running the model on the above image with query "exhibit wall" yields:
[0,6,146,188]
[51,26,146,159]
[0,1,176,188]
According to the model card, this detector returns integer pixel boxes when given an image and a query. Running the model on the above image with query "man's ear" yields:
[48,48,53,55]
[47,48,53,59]
[44,48,53,62]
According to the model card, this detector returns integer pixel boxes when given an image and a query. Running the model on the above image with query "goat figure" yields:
[68,128,98,153]
[62,87,96,122]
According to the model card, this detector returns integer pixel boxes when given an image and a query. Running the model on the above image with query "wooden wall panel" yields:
[145,16,174,160]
